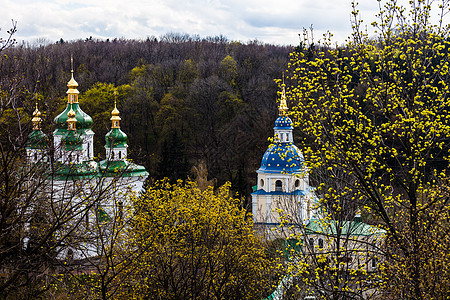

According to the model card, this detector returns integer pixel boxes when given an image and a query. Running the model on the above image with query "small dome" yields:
[27,130,48,149]
[54,103,93,130]
[258,143,303,173]
[67,108,76,118]
[105,128,128,148]
[63,130,83,150]
[111,106,120,117]
[274,116,293,130]
[32,107,42,122]
[67,73,79,89]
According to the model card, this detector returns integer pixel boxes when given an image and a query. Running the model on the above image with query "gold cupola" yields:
[32,101,42,130]
[67,56,79,104]
[67,108,77,131]
[27,99,48,153]
[55,57,93,130]
[110,91,121,129]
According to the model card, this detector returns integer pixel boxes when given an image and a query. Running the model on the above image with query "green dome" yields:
[54,103,93,130]
[105,128,128,148]
[27,129,48,149]
[63,130,83,150]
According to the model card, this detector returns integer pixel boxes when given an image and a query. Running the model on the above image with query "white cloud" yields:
[2,0,448,46]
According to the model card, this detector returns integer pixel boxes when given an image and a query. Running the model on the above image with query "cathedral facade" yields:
[251,86,317,236]
[25,61,148,260]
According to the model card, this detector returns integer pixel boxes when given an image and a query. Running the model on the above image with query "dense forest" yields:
[0,34,293,200]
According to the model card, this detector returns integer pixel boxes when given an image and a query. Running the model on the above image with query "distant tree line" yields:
[0,34,292,200]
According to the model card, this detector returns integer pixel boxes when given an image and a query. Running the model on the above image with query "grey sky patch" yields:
[2,0,447,46]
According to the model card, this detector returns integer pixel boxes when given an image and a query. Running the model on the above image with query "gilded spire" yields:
[111,90,121,129]
[278,75,288,116]
[32,100,42,130]
[67,107,77,130]
[67,55,79,103]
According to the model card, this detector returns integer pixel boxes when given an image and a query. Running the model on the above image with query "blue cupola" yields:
[274,115,293,130]
[259,143,303,173]
[258,85,303,173]
[252,82,312,228]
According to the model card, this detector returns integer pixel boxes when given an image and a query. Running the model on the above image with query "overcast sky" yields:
[0,0,438,46]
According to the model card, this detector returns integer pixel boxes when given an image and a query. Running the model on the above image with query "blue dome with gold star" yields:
[258,143,303,173]
[274,116,293,129]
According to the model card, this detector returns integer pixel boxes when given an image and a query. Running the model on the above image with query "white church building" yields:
[251,86,317,236]
[25,61,148,261]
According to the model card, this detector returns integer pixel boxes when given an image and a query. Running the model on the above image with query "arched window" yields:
[295,179,300,188]
[371,258,377,269]
[85,209,89,229]
[260,179,264,189]
[318,238,324,249]
[118,151,122,159]
[67,248,73,260]
[275,180,282,192]
[87,143,90,158]
[309,237,314,247]
[34,152,38,161]
[118,201,123,224]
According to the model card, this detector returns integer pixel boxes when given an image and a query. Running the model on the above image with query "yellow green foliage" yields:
[121,180,278,299]
[284,0,450,298]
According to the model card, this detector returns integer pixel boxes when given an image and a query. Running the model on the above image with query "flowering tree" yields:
[122,180,279,300]
[0,20,16,52]
[285,0,450,298]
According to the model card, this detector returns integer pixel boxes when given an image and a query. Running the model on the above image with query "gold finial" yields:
[111,89,121,128]
[67,66,78,89]
[113,90,118,109]
[67,107,77,130]
[67,56,79,103]
[278,74,288,116]
[32,99,42,130]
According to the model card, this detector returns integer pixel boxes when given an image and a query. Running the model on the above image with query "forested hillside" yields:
[0,35,292,199]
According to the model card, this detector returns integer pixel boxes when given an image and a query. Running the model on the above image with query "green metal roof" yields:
[62,130,83,150]
[53,127,94,136]
[105,128,128,148]
[54,103,93,130]
[26,129,48,149]
[305,218,386,237]
[53,161,99,180]
[54,160,149,180]
[52,159,148,181]
[98,159,149,178]
[97,206,111,223]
